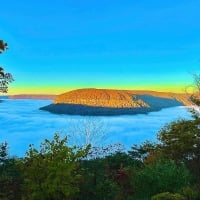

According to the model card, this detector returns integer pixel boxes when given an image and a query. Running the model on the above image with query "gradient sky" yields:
[0,0,200,94]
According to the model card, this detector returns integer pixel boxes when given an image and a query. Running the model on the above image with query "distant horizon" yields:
[4,86,193,96]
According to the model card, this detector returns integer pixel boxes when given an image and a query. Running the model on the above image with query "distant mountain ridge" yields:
[54,88,149,108]
[9,94,56,100]
[54,88,191,107]
[40,88,191,116]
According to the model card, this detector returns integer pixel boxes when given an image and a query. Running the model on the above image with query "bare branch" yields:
[68,117,109,148]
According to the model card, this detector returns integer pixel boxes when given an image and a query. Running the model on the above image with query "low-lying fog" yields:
[0,99,191,157]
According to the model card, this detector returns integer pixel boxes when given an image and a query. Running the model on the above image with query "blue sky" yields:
[0,0,200,94]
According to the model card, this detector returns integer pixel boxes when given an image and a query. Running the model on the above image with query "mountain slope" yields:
[54,88,149,108]
[40,88,190,116]
[9,94,56,100]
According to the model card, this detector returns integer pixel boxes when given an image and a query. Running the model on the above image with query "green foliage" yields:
[133,159,191,199]
[0,142,22,200]
[151,192,186,200]
[180,186,199,200]
[0,66,14,93]
[158,118,200,177]
[128,141,157,163]
[0,140,196,200]
[20,133,90,200]
[103,152,135,199]
[158,119,200,161]
[79,152,135,200]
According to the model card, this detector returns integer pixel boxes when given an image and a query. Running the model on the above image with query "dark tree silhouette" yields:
[0,40,13,93]
[0,40,8,53]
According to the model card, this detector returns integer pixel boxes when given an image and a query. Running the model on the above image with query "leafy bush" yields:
[133,159,191,199]
[20,134,90,200]
[0,142,22,200]
[180,186,199,200]
[151,192,186,200]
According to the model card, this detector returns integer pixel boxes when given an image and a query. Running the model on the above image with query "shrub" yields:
[151,192,186,200]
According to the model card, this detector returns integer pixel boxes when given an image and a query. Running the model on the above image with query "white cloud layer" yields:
[0,99,191,157]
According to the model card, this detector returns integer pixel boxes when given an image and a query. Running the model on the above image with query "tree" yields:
[68,117,108,147]
[0,40,8,53]
[189,74,200,120]
[156,74,200,177]
[145,74,200,200]
[0,40,14,93]
[157,119,200,176]
[79,151,135,200]
[0,142,22,200]
[20,133,90,200]
[128,141,157,163]
[133,159,191,199]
